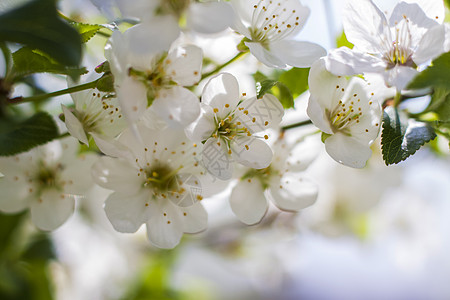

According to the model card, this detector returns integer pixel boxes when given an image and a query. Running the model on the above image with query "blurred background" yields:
[1,0,450,299]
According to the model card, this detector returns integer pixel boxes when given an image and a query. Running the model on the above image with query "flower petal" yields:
[245,42,286,68]
[146,198,183,249]
[268,174,318,211]
[232,136,273,169]
[202,73,240,118]
[343,0,390,53]
[0,178,32,213]
[324,133,373,168]
[385,65,418,91]
[235,94,284,132]
[413,24,445,65]
[61,104,89,145]
[270,40,326,68]
[167,45,203,86]
[92,156,144,194]
[180,202,208,234]
[230,178,267,225]
[325,47,386,76]
[187,2,234,34]
[116,76,148,124]
[151,86,200,128]
[185,104,216,142]
[202,137,233,180]
[403,0,445,24]
[30,189,75,231]
[104,191,149,233]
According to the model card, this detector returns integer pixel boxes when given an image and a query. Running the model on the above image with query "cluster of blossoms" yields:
[0,0,448,248]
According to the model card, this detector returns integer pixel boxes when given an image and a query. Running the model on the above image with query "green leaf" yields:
[0,0,82,66]
[252,71,269,84]
[96,73,115,92]
[408,52,450,90]
[336,31,354,49]
[12,47,87,79]
[71,22,104,43]
[256,79,294,109]
[381,107,436,165]
[0,112,59,156]
[278,67,309,99]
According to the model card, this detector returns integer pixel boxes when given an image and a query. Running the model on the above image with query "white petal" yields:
[116,76,148,124]
[385,65,418,91]
[92,156,144,193]
[62,104,89,145]
[270,40,327,68]
[403,0,445,24]
[30,189,75,231]
[167,45,203,86]
[413,24,445,65]
[146,198,183,249]
[151,87,200,128]
[187,2,234,34]
[91,133,131,159]
[306,94,333,134]
[230,178,267,225]
[232,137,273,169]
[124,16,180,55]
[245,42,286,68]
[202,138,233,180]
[390,1,443,29]
[268,174,318,211]
[180,202,208,233]
[0,178,32,213]
[235,94,284,132]
[104,191,149,233]
[325,47,386,76]
[343,0,391,53]
[324,133,373,168]
[185,104,216,142]
[60,153,97,196]
[202,73,240,118]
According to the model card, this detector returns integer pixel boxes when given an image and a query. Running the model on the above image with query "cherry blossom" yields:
[307,58,382,168]
[186,73,284,180]
[326,0,445,90]
[62,89,126,145]
[230,0,326,68]
[230,141,318,225]
[0,138,95,230]
[91,124,214,249]
[105,23,202,126]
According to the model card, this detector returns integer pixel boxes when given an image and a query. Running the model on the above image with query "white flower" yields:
[326,0,445,90]
[230,141,318,225]
[187,73,284,180]
[91,124,213,249]
[114,0,234,35]
[0,138,95,230]
[62,89,126,145]
[105,23,202,126]
[307,58,382,168]
[230,0,326,68]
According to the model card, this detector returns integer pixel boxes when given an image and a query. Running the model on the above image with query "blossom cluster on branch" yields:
[0,0,449,248]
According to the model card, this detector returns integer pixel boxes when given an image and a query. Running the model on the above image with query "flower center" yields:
[250,0,302,48]
[156,0,190,18]
[242,165,275,189]
[35,161,63,191]
[383,18,416,69]
[144,164,179,193]
[211,110,252,153]
[328,98,363,135]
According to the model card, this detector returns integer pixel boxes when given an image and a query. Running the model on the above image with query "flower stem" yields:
[281,119,313,131]
[201,51,247,80]
[393,91,402,107]
[7,80,99,105]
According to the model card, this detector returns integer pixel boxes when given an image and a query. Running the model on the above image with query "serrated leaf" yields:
[12,47,87,79]
[0,0,82,66]
[71,22,104,43]
[0,112,59,156]
[278,67,309,99]
[408,52,450,90]
[381,107,436,165]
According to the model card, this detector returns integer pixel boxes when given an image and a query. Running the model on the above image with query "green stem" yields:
[201,51,247,80]
[281,119,313,131]
[7,80,98,105]
[393,91,402,107]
